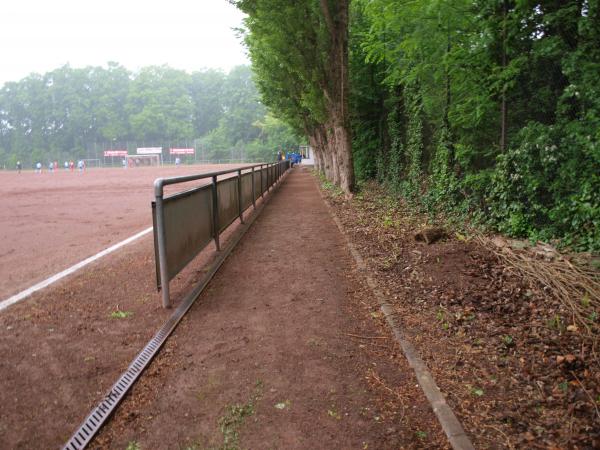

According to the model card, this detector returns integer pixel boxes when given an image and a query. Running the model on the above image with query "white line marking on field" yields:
[0,226,153,313]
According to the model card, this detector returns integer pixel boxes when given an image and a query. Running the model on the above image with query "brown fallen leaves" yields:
[321,180,600,450]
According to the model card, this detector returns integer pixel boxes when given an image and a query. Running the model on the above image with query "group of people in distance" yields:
[277,150,302,167]
[19,160,85,174]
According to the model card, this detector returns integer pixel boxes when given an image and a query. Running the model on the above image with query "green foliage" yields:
[217,381,263,450]
[126,66,194,141]
[110,310,133,319]
[0,63,299,167]
[404,84,425,201]
[486,121,600,250]
[349,0,600,251]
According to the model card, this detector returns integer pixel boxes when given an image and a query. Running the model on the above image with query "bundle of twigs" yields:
[476,236,600,346]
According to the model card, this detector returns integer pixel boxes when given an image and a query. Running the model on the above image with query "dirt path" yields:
[92,168,448,449]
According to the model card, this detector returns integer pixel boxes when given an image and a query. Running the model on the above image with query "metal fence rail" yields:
[152,160,290,307]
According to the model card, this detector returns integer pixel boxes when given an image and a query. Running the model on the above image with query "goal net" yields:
[125,154,161,167]
[81,159,101,168]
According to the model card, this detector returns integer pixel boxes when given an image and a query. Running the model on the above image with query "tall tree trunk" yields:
[320,0,354,195]
[333,122,352,193]
[316,125,329,175]
[308,133,321,172]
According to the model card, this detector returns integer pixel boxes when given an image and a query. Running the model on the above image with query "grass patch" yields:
[110,310,133,319]
[217,380,263,450]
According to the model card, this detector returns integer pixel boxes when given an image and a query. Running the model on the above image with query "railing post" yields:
[154,182,171,308]
[261,164,264,197]
[251,167,256,209]
[237,168,244,224]
[212,175,220,251]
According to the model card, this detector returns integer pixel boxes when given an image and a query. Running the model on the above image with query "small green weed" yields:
[436,309,444,322]
[110,310,133,319]
[218,381,263,450]
[327,407,341,420]
[381,215,394,228]
[581,293,591,308]
[470,386,484,397]
[502,335,514,347]
[125,442,140,450]
[321,179,343,197]
[415,430,427,439]
[547,314,564,332]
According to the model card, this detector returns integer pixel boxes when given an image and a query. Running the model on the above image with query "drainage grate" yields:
[63,298,192,450]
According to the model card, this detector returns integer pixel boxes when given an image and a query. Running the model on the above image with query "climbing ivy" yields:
[349,0,600,251]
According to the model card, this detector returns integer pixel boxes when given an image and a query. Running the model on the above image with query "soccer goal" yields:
[82,159,101,168]
[125,154,161,167]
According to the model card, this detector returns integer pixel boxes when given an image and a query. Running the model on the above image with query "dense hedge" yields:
[350,0,600,251]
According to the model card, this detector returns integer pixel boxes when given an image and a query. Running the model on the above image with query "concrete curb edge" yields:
[315,177,475,450]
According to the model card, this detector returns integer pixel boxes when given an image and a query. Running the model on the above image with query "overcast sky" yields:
[0,0,249,86]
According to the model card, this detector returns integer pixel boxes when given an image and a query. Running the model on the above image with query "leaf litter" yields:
[323,180,600,449]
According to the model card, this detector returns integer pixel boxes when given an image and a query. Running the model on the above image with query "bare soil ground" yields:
[0,164,245,299]
[0,168,450,449]
[91,168,448,449]
[323,180,600,449]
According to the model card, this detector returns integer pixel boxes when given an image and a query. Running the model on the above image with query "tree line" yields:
[0,63,299,167]
[234,0,600,251]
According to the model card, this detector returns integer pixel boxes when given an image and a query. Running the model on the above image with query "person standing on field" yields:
[16,161,21,173]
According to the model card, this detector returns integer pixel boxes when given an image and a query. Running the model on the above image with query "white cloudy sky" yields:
[0,0,248,86]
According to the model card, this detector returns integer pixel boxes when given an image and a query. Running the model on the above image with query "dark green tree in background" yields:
[348,0,600,250]
[0,64,299,167]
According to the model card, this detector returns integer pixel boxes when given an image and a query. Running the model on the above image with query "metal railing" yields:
[152,160,290,308]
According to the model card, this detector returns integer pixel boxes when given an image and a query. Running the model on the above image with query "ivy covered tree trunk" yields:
[405,83,424,200]
[387,87,405,191]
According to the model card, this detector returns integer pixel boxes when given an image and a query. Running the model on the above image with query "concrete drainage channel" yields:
[63,164,290,450]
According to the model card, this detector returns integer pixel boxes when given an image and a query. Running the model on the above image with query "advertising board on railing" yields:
[103,150,128,157]
[170,148,195,155]
[137,147,162,154]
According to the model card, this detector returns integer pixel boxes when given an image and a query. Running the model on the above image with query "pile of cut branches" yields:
[478,236,600,357]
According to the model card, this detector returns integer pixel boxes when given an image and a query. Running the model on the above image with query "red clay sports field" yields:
[0,164,246,301]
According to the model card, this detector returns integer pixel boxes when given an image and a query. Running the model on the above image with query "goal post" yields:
[81,159,101,168]
[125,154,161,167]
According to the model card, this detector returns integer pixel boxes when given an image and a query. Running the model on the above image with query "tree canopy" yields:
[232,0,599,249]
[347,0,600,250]
[0,64,299,167]
[234,0,355,194]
